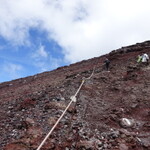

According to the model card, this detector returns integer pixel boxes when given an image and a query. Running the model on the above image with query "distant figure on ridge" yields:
[104,57,110,71]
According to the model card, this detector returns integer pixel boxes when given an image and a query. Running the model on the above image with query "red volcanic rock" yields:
[4,143,29,150]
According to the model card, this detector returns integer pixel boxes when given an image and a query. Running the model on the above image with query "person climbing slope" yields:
[142,53,149,65]
[137,55,142,63]
[104,57,110,71]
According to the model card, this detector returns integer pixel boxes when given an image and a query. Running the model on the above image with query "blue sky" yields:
[0,29,65,82]
[0,0,150,82]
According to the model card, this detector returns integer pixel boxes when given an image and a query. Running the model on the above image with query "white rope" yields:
[86,66,96,80]
[37,100,73,150]
[36,66,96,150]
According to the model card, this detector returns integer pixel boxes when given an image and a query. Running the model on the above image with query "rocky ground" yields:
[0,41,150,150]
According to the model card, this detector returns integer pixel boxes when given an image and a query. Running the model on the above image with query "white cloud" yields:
[0,0,150,63]
[3,63,23,79]
[31,44,60,72]
[31,44,48,71]
[33,45,48,59]
[34,56,61,72]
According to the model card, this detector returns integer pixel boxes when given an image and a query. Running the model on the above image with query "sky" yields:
[0,0,150,82]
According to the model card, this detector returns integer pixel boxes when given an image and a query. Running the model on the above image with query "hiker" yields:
[104,58,110,71]
[142,53,149,65]
[137,55,142,63]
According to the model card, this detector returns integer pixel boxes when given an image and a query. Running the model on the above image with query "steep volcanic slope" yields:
[0,41,150,150]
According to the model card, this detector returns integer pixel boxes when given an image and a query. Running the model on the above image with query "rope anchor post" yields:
[70,96,77,102]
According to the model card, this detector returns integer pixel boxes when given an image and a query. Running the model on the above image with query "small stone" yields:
[103,143,108,148]
[26,117,35,125]
[110,130,120,138]
[140,137,150,148]
[120,118,135,128]
[48,117,57,126]
[77,140,94,149]
[131,103,138,108]
[119,143,128,150]
[121,134,127,138]
[97,141,103,147]
[27,127,43,139]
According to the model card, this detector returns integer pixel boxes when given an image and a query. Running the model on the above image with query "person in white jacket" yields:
[142,53,149,65]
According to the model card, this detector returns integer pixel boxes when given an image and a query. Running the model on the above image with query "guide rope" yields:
[36,63,98,150]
